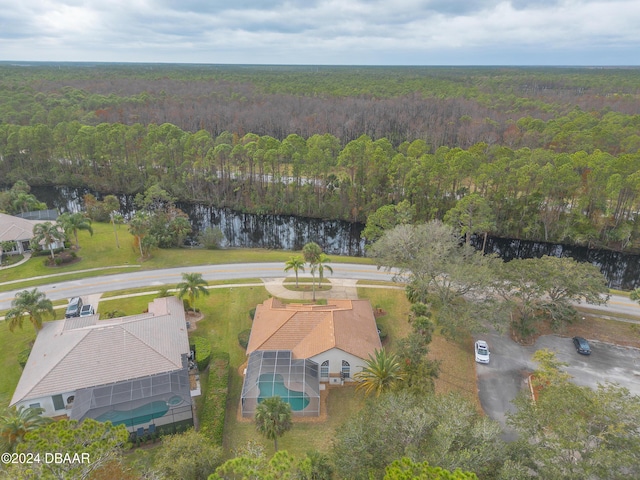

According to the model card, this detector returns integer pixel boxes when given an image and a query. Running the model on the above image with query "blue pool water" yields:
[258,373,310,411]
[95,400,169,427]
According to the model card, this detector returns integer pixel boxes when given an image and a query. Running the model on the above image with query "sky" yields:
[1,0,639,65]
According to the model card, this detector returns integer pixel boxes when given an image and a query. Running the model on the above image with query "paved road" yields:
[0,263,399,310]
[476,330,640,440]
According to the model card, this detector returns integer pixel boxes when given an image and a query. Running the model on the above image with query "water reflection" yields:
[28,186,640,289]
[476,236,640,290]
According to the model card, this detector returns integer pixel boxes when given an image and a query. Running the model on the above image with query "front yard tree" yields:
[32,221,65,260]
[128,211,152,258]
[384,457,479,480]
[332,391,513,480]
[9,419,129,480]
[316,253,333,284]
[254,396,293,452]
[153,429,223,480]
[354,348,405,397]
[5,288,54,332]
[284,256,305,288]
[508,353,640,479]
[302,241,323,300]
[369,221,499,337]
[0,405,51,453]
[177,272,210,313]
[492,255,609,338]
[103,195,122,248]
[57,212,93,249]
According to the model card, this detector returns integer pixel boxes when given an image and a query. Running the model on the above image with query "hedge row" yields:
[191,336,212,371]
[199,351,229,445]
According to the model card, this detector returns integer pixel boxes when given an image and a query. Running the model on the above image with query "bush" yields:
[249,308,256,320]
[377,323,388,341]
[238,329,251,349]
[198,226,225,249]
[199,351,229,445]
[190,336,212,371]
[18,348,32,368]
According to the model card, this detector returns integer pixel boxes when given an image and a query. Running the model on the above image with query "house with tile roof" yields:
[247,298,382,384]
[10,296,196,432]
[241,298,381,417]
[0,212,63,256]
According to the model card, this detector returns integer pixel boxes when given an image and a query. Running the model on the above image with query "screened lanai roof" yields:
[241,350,320,417]
[70,368,191,421]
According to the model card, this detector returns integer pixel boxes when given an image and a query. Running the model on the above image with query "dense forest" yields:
[1,64,640,250]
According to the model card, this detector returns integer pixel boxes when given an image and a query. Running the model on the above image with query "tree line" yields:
[2,65,640,251]
[3,122,640,250]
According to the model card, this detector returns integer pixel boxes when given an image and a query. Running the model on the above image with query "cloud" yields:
[0,0,638,64]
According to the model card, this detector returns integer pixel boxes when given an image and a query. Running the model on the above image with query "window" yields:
[320,360,329,378]
[341,360,350,379]
[28,403,41,409]
[52,394,65,411]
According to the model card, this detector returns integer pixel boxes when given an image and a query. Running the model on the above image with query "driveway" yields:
[476,331,640,440]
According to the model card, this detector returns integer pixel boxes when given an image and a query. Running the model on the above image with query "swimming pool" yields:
[257,373,310,411]
[95,400,169,427]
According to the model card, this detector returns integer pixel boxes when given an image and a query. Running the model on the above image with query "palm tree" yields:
[5,288,54,332]
[254,396,292,452]
[57,212,93,250]
[177,272,210,312]
[284,256,305,288]
[31,222,65,260]
[128,211,152,258]
[0,405,51,452]
[302,242,323,300]
[317,253,333,284]
[354,348,405,397]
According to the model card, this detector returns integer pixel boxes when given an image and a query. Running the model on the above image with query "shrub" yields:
[190,336,212,371]
[249,308,256,320]
[199,351,229,445]
[198,226,225,249]
[18,348,32,368]
[238,329,251,349]
[377,323,388,341]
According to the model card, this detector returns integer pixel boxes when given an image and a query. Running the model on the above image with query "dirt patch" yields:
[185,311,205,332]
[44,251,82,267]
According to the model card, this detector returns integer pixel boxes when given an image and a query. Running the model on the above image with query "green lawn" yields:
[0,236,477,462]
[1,221,372,292]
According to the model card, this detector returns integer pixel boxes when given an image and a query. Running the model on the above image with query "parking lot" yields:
[476,331,640,440]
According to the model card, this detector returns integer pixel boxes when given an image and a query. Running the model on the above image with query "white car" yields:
[475,340,490,364]
[79,304,95,317]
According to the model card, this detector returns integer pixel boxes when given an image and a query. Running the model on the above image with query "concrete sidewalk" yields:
[0,252,31,271]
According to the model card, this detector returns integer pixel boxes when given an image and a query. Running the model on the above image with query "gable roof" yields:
[247,298,381,361]
[0,213,41,242]
[11,296,189,405]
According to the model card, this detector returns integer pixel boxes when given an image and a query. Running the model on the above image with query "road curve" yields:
[0,263,399,310]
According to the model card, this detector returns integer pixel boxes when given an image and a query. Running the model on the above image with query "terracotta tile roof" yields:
[11,296,189,405]
[247,298,381,360]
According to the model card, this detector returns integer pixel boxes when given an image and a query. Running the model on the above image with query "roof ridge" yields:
[15,327,91,401]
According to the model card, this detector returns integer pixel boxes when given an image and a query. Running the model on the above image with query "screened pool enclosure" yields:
[70,369,193,432]
[241,350,321,417]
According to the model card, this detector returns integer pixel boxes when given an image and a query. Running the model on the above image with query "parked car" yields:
[79,304,95,317]
[475,340,490,364]
[65,297,83,318]
[573,336,591,355]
